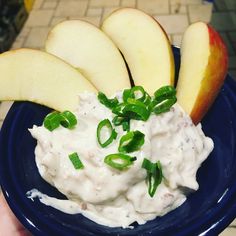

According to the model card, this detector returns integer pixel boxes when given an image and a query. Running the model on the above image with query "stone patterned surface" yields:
[25,9,54,26]
[0,102,13,121]
[137,0,169,15]
[212,0,236,84]
[154,14,189,34]
[42,0,58,9]
[121,0,136,8]
[90,0,120,7]
[0,1,235,234]
[55,0,88,17]
[188,3,213,23]
[24,27,51,48]
[102,6,120,20]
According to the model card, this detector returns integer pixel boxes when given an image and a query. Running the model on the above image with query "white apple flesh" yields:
[176,22,228,124]
[101,8,175,95]
[0,49,97,111]
[45,20,130,95]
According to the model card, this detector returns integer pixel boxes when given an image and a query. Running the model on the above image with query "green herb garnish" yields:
[69,152,84,170]
[118,130,145,153]
[43,111,61,131]
[104,153,136,170]
[142,158,163,197]
[97,119,117,148]
[60,110,77,129]
[98,92,119,109]
[43,110,77,131]
[152,86,177,114]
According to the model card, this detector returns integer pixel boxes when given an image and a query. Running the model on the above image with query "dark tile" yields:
[229,56,236,69]
[214,0,227,11]
[229,70,236,80]
[230,12,236,26]
[220,33,236,56]
[211,12,236,31]
[228,32,236,53]
[225,0,236,10]
[212,4,217,12]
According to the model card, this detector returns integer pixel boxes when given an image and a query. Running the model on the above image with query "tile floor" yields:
[211,0,236,79]
[0,0,236,235]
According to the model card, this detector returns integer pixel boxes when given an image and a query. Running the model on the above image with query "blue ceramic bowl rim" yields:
[0,47,236,236]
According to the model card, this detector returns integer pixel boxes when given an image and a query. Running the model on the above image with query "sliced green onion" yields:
[97,119,117,148]
[130,86,146,102]
[69,152,84,170]
[154,85,176,102]
[123,99,151,121]
[123,86,146,103]
[98,92,119,109]
[143,93,152,110]
[104,153,136,170]
[118,130,145,153]
[60,111,77,129]
[112,103,126,116]
[43,111,61,131]
[112,115,125,126]
[153,97,177,115]
[112,116,130,131]
[142,158,163,197]
[126,98,147,106]
[123,88,132,103]
[152,86,177,115]
[122,119,130,131]
[43,110,78,131]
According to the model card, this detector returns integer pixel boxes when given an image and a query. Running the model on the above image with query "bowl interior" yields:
[0,48,236,236]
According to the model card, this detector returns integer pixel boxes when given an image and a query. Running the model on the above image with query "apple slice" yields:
[101,8,175,95]
[176,22,228,124]
[45,20,130,95]
[0,48,97,111]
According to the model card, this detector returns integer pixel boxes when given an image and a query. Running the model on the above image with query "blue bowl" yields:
[0,48,236,236]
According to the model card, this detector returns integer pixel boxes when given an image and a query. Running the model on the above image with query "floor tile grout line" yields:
[100,7,105,26]
[47,0,60,26]
[168,0,171,15]
[225,31,236,55]
[21,28,31,48]
[84,0,90,18]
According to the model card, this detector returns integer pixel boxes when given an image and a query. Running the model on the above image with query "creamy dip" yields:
[28,92,214,228]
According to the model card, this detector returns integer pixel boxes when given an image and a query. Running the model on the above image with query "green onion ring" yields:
[153,97,177,115]
[97,119,117,148]
[118,130,145,153]
[123,88,133,103]
[112,103,126,116]
[154,86,176,103]
[43,111,61,131]
[112,116,130,131]
[98,92,119,109]
[130,86,146,102]
[104,153,137,170]
[60,111,77,129]
[123,99,150,121]
[123,86,146,103]
[112,115,125,126]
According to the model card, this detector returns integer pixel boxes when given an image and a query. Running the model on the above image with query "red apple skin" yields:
[190,24,228,124]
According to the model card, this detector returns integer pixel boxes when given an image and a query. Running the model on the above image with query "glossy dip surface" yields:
[28,92,213,228]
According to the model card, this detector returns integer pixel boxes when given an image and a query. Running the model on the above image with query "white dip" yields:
[28,92,214,228]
